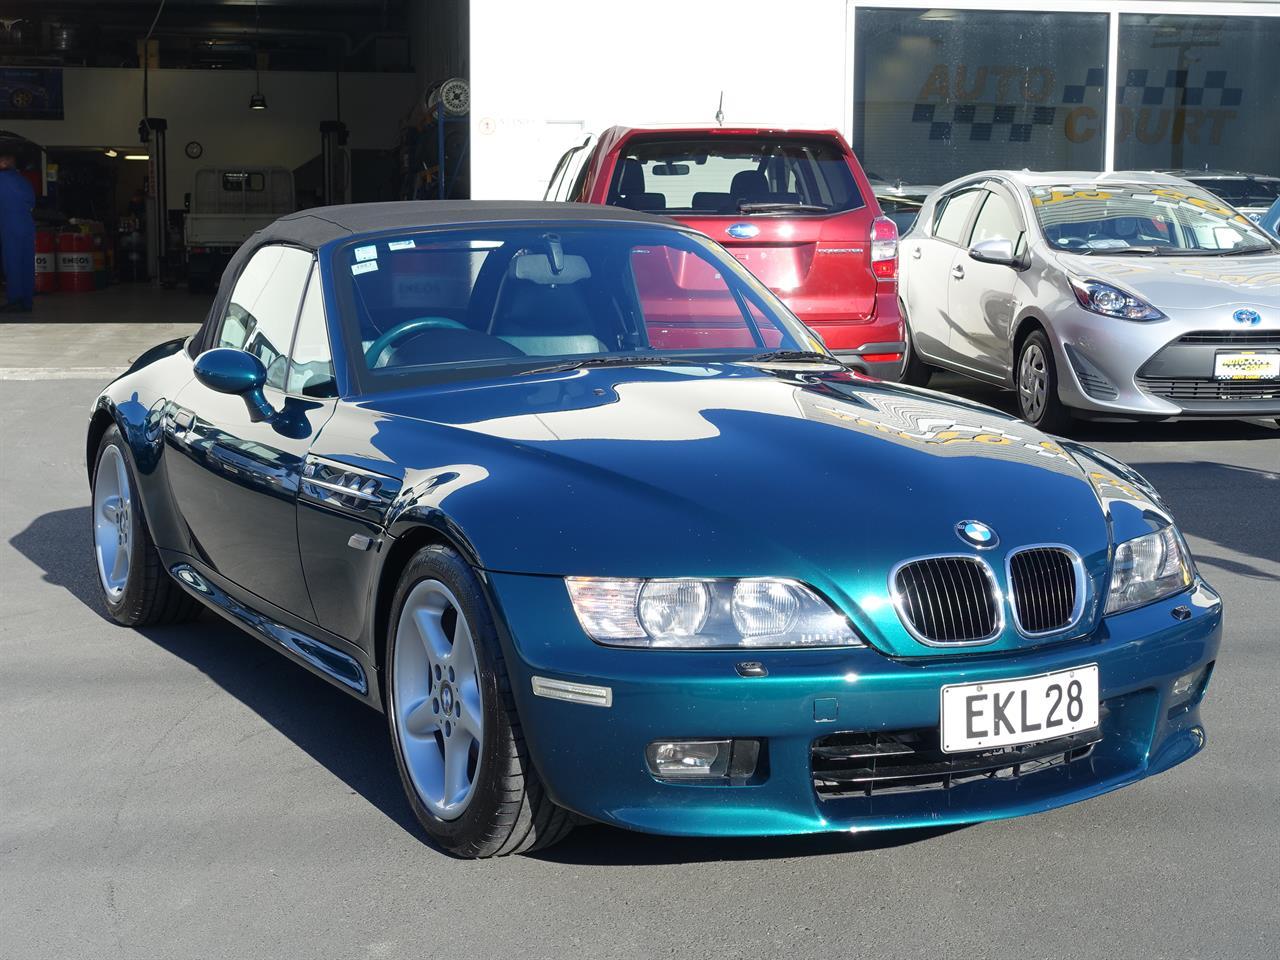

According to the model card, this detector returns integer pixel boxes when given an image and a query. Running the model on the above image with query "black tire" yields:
[898,299,933,387]
[1015,329,1073,433]
[91,426,200,627]
[385,544,574,858]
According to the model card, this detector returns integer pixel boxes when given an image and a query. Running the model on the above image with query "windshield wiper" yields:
[737,202,830,214]
[515,355,685,376]
[741,349,841,364]
[1214,244,1276,256]
[1092,246,1160,256]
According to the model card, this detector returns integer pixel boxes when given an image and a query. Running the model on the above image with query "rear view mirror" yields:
[651,163,690,176]
[969,237,1019,267]
[194,348,276,422]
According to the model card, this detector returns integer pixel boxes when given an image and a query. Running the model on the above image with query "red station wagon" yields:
[546,125,905,378]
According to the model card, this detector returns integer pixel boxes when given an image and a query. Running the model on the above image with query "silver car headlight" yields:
[1105,526,1194,615]
[565,577,862,649]
[1069,277,1166,321]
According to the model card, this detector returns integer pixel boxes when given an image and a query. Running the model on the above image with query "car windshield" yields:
[605,136,863,216]
[1031,183,1276,254]
[1186,177,1280,209]
[333,224,825,390]
[876,196,924,233]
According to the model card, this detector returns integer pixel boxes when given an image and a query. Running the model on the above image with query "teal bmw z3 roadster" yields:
[88,202,1221,857]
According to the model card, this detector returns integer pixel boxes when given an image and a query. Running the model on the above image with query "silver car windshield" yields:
[1030,183,1276,256]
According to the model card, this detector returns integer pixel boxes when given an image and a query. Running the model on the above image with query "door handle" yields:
[951,265,965,280]
[911,247,922,260]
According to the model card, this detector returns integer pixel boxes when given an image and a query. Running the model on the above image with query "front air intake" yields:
[892,557,999,644]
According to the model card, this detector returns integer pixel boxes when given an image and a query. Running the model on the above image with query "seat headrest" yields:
[729,170,769,200]
[619,158,646,196]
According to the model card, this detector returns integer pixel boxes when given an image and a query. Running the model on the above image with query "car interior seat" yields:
[728,170,770,208]
[615,158,666,211]
[489,252,606,356]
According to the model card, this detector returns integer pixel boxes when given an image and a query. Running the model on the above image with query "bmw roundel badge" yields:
[956,520,998,549]
[1233,308,1262,326]
[727,222,760,240]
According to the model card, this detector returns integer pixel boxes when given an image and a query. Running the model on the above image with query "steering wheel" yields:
[365,317,467,368]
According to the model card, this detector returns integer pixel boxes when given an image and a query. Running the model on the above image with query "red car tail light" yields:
[871,216,898,280]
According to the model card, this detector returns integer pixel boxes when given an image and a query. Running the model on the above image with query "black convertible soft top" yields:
[191,200,676,355]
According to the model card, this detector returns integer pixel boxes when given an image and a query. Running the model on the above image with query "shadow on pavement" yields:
[11,505,420,836]
[13,506,958,864]
[1116,460,1280,580]
[536,822,962,866]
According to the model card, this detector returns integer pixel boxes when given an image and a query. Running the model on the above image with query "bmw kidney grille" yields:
[893,557,1000,644]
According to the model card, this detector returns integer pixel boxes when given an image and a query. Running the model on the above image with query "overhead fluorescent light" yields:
[124,154,150,161]
[103,148,118,158]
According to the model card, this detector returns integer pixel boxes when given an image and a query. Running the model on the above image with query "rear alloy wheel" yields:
[897,299,933,387]
[1016,330,1072,433]
[386,544,574,857]
[91,425,200,626]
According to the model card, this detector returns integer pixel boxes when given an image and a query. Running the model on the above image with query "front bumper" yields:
[490,573,1222,837]
[1048,302,1280,418]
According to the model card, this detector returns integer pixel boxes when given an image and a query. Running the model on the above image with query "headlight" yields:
[1069,277,1165,321]
[1106,526,1193,614]
[565,577,862,649]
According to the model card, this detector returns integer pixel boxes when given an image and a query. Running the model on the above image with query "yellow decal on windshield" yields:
[1031,189,1113,206]
[1150,187,1237,219]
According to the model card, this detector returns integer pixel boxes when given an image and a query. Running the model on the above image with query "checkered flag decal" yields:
[1116,69,1242,107]
[911,102,1059,143]
[909,66,1240,144]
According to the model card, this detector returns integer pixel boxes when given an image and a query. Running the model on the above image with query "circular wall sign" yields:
[184,140,203,159]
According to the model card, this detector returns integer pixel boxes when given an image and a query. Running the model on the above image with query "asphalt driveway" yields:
[1,371,1276,960]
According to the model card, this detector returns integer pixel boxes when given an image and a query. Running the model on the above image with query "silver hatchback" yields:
[898,170,1280,430]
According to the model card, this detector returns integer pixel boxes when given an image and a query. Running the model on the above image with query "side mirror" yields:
[194,348,276,422]
[969,237,1020,267]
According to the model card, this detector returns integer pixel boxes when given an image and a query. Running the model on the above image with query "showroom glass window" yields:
[1115,15,1280,177]
[853,9,1109,186]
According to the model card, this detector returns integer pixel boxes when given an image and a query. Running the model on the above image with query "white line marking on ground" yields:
[0,368,125,381]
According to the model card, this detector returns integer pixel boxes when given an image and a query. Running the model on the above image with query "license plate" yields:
[940,665,1099,753]
[1215,351,1280,381]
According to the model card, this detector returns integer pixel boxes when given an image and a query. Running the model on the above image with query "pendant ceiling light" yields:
[249,0,267,110]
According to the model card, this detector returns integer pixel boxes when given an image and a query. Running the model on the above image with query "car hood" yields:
[343,365,1120,656]
[1054,249,1280,311]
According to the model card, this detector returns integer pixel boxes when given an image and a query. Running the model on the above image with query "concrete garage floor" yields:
[1,290,1278,959]
[0,286,208,378]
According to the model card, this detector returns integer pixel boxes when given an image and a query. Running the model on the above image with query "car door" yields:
[165,244,336,620]
[947,184,1026,379]
[901,186,983,364]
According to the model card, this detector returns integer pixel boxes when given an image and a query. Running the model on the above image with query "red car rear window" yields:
[606,136,864,217]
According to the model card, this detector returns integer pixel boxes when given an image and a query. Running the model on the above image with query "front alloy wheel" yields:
[90,425,199,626]
[385,544,574,857]
[93,443,133,602]
[1016,330,1071,432]
[393,578,485,820]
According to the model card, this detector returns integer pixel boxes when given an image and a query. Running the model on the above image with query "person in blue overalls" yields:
[0,150,36,313]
